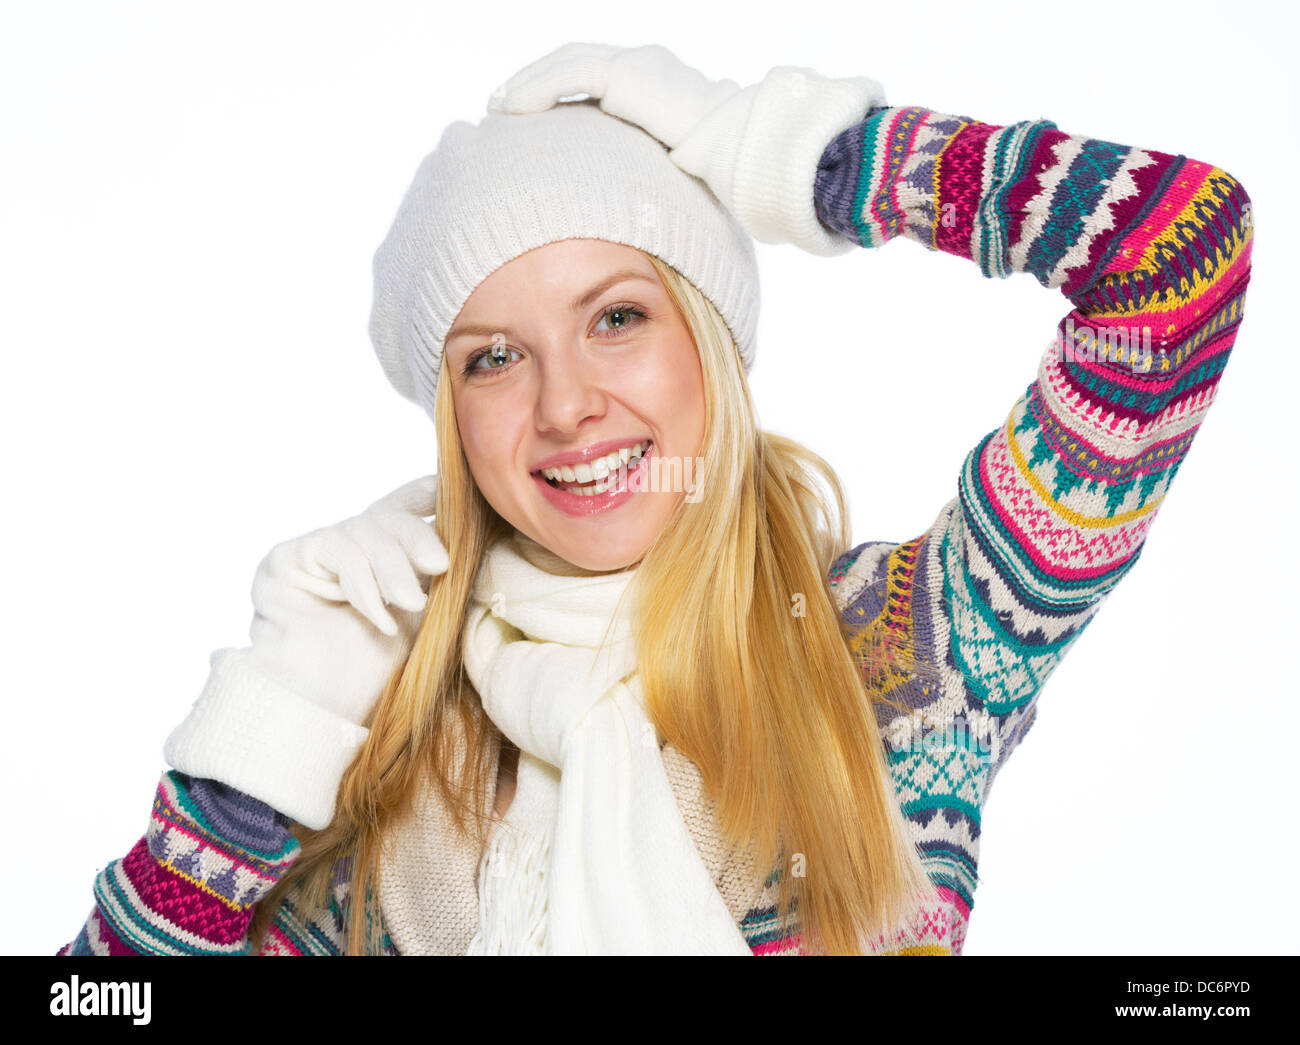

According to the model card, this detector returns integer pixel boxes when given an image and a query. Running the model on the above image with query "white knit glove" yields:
[164,475,448,829]
[487,42,885,255]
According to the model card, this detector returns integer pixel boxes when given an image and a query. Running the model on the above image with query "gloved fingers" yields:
[369,508,451,582]
[252,536,340,609]
[368,474,439,519]
[606,44,722,107]
[492,42,739,154]
[599,45,741,147]
[311,525,402,637]
[271,528,351,601]
[487,41,619,114]
[338,516,429,617]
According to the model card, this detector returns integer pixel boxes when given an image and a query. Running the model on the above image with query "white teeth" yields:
[539,441,650,485]
[575,478,614,496]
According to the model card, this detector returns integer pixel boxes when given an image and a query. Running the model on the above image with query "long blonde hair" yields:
[250,250,938,955]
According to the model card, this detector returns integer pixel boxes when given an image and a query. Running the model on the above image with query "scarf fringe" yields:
[466,815,551,955]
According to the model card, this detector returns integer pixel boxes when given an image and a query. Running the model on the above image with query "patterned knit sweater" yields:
[59,103,1252,956]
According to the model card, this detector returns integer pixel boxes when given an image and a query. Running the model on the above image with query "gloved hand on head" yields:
[487,42,886,256]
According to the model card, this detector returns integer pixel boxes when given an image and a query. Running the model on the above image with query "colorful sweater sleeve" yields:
[819,106,1252,955]
[59,771,304,955]
[58,770,398,955]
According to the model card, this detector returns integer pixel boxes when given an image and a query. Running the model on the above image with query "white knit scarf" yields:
[459,529,752,955]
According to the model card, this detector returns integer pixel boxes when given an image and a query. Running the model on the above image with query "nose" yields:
[533,342,607,436]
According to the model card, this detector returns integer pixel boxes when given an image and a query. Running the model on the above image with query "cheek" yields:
[453,396,505,495]
[657,335,705,444]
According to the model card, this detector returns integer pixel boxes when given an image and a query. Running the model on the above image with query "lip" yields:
[532,441,656,518]
[531,436,652,474]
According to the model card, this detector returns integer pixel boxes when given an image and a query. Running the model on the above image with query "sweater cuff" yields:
[731,66,885,256]
[163,647,369,830]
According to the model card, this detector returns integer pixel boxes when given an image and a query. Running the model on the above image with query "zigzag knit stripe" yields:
[1022,136,1134,284]
[974,119,1056,278]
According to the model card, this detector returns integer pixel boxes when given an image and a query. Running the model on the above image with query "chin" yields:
[506,492,679,573]
[550,532,649,573]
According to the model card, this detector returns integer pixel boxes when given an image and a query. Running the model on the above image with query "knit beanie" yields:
[368,99,760,423]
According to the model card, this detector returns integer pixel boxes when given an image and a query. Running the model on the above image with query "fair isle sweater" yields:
[60,103,1253,956]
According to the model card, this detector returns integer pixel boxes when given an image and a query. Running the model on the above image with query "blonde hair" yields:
[250,249,938,955]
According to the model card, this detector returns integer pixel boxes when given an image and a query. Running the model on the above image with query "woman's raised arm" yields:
[817,105,1252,953]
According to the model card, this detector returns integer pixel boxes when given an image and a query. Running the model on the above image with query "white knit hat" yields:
[368,99,760,423]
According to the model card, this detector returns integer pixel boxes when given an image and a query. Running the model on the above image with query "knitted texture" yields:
[61,103,1252,956]
[163,647,370,831]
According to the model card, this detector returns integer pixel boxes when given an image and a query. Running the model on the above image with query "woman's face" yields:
[445,238,706,572]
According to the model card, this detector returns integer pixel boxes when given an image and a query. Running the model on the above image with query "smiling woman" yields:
[55,41,1254,958]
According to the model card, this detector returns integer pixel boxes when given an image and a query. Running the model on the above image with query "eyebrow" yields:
[445,269,660,345]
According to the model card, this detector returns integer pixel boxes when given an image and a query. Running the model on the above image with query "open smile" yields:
[530,440,655,517]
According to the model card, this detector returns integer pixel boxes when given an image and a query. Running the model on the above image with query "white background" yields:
[3,0,1294,956]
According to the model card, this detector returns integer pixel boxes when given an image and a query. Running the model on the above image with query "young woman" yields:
[58,43,1253,956]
